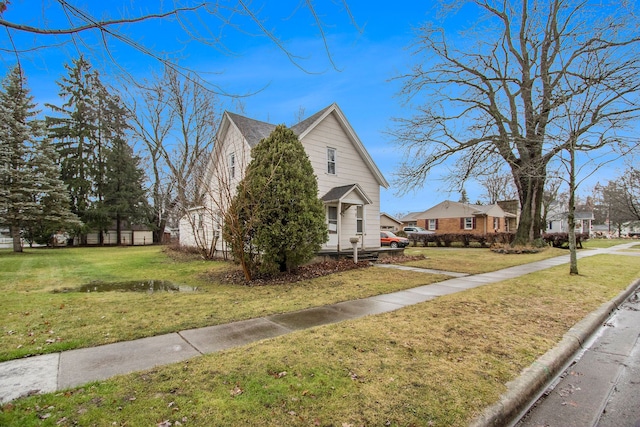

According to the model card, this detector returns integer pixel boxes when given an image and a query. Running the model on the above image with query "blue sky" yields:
[0,1,629,217]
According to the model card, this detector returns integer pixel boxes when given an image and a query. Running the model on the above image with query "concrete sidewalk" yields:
[1,243,639,408]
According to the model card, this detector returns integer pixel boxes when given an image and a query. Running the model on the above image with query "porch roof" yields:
[320,183,372,205]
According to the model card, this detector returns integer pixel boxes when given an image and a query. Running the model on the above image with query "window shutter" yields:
[460,218,464,229]
[435,219,438,230]
[472,217,476,229]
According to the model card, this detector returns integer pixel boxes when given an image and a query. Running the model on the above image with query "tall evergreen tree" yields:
[22,138,81,246]
[0,66,42,252]
[233,125,327,275]
[46,57,97,226]
[87,76,132,242]
[0,66,78,251]
[46,56,131,243]
[102,137,149,245]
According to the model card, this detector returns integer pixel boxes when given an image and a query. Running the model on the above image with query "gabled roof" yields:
[225,112,276,148]
[547,202,595,221]
[472,203,517,218]
[400,211,423,222]
[222,103,389,189]
[294,103,389,188]
[418,200,515,219]
[290,105,333,136]
[380,212,403,225]
[321,183,372,205]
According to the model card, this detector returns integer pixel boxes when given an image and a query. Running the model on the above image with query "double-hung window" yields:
[428,219,437,231]
[493,217,500,231]
[356,206,364,234]
[464,217,474,230]
[327,148,336,175]
[228,152,236,179]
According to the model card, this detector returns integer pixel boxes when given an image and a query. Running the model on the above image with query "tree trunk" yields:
[153,217,166,244]
[568,143,579,275]
[10,224,23,253]
[116,213,122,246]
[512,171,545,246]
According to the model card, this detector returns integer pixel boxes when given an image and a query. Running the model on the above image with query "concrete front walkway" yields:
[1,243,638,405]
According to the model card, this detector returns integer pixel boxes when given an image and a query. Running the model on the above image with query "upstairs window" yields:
[327,148,336,175]
[228,152,236,179]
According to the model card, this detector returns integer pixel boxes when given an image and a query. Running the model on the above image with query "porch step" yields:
[348,251,379,262]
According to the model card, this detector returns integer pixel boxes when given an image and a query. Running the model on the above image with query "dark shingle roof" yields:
[320,184,358,202]
[227,104,335,147]
[226,112,276,147]
[290,104,333,136]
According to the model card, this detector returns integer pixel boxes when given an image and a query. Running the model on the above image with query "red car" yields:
[380,231,410,248]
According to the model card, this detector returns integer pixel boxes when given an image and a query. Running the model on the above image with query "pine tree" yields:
[86,75,132,242]
[241,125,327,274]
[46,57,97,226]
[102,137,149,245]
[0,66,41,252]
[459,189,469,204]
[23,138,81,246]
[46,57,131,243]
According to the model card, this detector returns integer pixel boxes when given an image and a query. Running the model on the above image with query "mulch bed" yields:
[205,255,427,286]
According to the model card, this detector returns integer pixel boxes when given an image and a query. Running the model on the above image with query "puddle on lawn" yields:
[54,280,198,293]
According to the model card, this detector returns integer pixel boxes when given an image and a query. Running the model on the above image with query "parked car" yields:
[380,231,410,248]
[403,226,434,235]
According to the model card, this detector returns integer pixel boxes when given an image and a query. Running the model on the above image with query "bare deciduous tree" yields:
[540,174,563,231]
[127,67,217,243]
[620,168,640,222]
[594,168,640,235]
[392,0,640,246]
[478,169,518,205]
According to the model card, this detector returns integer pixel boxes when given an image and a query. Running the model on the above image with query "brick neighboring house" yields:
[411,200,517,234]
[399,211,423,228]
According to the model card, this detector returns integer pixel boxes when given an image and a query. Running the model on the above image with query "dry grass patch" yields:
[403,246,567,274]
[2,254,638,426]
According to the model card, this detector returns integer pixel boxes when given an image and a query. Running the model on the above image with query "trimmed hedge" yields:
[404,232,590,248]
[406,232,515,248]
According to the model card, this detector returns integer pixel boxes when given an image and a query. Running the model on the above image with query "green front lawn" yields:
[0,246,444,362]
[1,252,638,426]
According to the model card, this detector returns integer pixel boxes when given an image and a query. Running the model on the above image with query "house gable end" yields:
[294,103,389,189]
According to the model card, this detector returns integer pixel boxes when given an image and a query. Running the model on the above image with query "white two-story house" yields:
[179,103,389,254]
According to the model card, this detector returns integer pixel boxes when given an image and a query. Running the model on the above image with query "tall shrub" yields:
[225,125,328,278]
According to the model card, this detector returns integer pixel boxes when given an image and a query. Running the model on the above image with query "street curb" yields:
[470,277,640,427]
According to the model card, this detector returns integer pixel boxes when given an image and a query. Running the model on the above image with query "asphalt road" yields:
[515,289,640,427]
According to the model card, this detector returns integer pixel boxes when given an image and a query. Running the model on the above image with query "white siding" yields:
[301,113,381,249]
[181,123,252,252]
[180,108,386,253]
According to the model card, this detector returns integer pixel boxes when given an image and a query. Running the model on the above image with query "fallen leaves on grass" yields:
[230,384,243,397]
